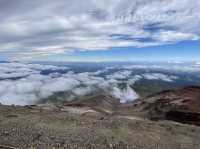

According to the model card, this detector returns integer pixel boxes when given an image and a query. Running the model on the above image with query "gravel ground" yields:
[0,105,200,149]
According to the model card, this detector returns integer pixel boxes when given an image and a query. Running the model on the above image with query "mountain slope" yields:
[132,86,200,125]
[64,94,121,114]
[0,86,200,148]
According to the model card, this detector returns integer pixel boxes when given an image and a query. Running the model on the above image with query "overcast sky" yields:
[0,0,200,61]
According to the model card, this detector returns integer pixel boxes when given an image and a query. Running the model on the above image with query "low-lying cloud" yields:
[0,62,183,105]
[112,86,139,103]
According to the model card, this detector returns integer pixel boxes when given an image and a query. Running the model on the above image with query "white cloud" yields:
[0,62,140,105]
[112,85,139,103]
[128,75,143,84]
[0,0,199,59]
[143,73,178,82]
[2,62,200,105]
[154,31,199,42]
[122,63,200,72]
[106,70,132,79]
[72,86,93,96]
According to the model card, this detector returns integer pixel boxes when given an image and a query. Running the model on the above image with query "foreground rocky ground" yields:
[0,86,200,149]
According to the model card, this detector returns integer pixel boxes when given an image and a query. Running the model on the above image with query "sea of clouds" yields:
[0,62,186,105]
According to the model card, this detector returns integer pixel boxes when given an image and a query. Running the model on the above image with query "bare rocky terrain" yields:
[0,86,200,149]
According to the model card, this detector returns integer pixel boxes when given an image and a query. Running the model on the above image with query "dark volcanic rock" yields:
[134,86,200,126]
[166,111,200,126]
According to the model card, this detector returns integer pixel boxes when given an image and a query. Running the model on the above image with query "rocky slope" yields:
[0,86,200,149]
[131,86,200,126]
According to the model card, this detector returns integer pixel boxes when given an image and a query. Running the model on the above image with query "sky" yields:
[0,0,200,62]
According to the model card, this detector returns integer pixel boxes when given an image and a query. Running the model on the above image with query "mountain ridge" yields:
[0,86,200,148]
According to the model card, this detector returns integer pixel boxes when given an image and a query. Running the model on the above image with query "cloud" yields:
[0,62,140,105]
[122,63,200,72]
[128,75,143,84]
[72,86,94,96]
[142,73,178,82]
[106,70,132,79]
[1,61,199,105]
[112,85,139,103]
[154,31,199,42]
[0,62,68,79]
[0,0,199,59]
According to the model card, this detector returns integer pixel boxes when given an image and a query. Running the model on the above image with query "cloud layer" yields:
[0,0,200,59]
[0,62,184,105]
[0,62,139,105]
